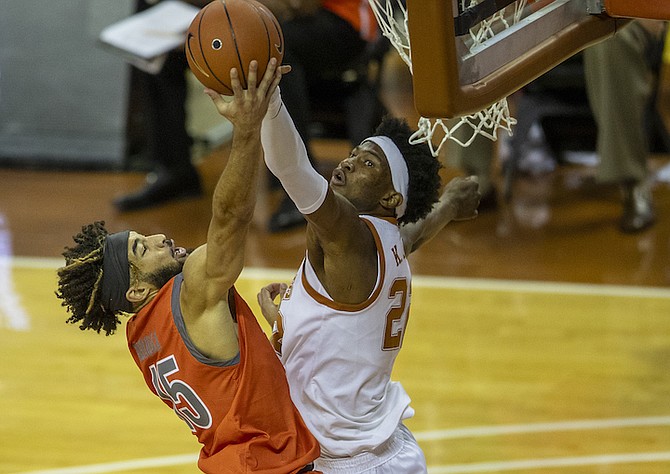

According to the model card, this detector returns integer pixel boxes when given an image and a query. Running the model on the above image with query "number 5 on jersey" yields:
[150,355,213,432]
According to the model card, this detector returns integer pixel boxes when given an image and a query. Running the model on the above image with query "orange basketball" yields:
[185,0,284,95]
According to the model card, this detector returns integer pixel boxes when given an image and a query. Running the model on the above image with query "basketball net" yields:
[368,0,527,156]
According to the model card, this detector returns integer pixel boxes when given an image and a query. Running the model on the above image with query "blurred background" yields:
[1,1,670,473]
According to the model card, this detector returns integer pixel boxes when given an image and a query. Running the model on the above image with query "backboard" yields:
[600,0,670,21]
[406,0,634,118]
[368,0,669,153]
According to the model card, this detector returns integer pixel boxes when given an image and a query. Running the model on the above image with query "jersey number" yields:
[150,355,213,432]
[383,278,409,350]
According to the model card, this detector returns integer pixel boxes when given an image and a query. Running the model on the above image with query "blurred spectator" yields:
[115,0,384,225]
[114,0,210,212]
[448,20,667,233]
[584,19,666,232]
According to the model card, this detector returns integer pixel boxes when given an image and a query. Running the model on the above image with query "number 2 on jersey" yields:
[383,278,409,350]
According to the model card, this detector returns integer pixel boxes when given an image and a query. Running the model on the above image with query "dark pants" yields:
[279,9,367,159]
[128,0,194,176]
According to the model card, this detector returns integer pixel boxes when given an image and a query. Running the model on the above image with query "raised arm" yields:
[179,59,282,359]
[261,92,378,303]
[201,61,281,287]
[261,89,330,218]
[400,176,481,255]
[261,90,376,240]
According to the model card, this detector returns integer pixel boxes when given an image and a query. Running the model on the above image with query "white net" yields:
[368,0,529,155]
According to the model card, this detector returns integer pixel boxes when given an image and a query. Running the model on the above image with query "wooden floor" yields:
[2,54,670,473]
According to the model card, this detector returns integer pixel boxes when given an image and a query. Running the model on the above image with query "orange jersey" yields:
[323,0,377,42]
[126,274,319,474]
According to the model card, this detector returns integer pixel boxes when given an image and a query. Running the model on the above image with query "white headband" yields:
[366,136,409,218]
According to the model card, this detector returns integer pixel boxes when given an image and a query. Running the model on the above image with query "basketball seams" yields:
[248,3,279,79]
[185,0,283,95]
[268,14,284,56]
[222,0,248,89]
[186,4,233,94]
[202,2,234,94]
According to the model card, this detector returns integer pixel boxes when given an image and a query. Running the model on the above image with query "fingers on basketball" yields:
[185,0,284,95]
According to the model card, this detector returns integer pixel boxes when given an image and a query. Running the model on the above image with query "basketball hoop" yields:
[369,0,525,155]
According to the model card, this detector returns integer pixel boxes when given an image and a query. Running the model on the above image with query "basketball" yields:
[185,0,284,95]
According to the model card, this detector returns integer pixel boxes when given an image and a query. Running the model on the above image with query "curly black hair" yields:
[55,221,122,336]
[373,116,442,224]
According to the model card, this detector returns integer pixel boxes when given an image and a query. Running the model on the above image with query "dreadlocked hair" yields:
[55,221,122,336]
[373,116,442,225]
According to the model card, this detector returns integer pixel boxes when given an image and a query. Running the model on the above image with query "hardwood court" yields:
[1,53,670,473]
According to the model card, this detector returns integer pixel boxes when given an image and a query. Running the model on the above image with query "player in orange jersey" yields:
[56,59,320,474]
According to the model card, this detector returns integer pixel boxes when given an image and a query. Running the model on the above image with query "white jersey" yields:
[279,215,414,458]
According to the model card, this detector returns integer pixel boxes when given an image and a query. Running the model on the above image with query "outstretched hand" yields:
[203,58,291,129]
[443,176,481,221]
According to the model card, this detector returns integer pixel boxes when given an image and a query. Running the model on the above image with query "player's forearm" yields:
[204,127,262,282]
[212,126,263,222]
[261,96,328,214]
[402,176,480,253]
[401,196,457,254]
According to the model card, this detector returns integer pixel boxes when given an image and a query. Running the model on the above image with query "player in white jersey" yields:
[279,213,413,456]
[257,86,481,473]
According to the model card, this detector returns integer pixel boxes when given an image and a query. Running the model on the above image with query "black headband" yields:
[101,230,132,313]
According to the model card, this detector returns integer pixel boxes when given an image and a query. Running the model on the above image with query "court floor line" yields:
[0,256,29,330]
[8,257,670,299]
[415,415,670,441]
[12,454,198,474]
[14,416,670,474]
[428,451,670,473]
[15,451,670,474]
[9,258,670,472]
